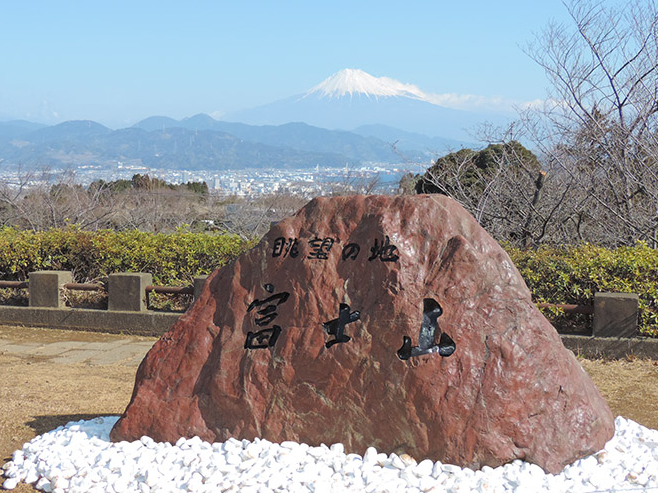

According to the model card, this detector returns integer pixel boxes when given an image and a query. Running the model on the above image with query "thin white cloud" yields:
[424,92,539,114]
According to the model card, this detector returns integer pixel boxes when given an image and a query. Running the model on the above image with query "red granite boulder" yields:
[111,194,614,473]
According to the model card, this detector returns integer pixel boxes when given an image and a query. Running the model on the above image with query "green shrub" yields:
[1,227,657,336]
[0,226,255,285]
[506,243,658,337]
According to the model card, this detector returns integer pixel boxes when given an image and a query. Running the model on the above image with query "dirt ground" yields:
[1,325,658,493]
[0,326,155,493]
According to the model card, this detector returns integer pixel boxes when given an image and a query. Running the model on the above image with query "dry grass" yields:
[1,325,657,492]
[579,357,658,430]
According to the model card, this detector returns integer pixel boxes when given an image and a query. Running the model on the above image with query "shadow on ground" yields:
[26,414,117,438]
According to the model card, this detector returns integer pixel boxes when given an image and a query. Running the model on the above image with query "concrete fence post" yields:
[193,275,208,301]
[108,273,152,312]
[593,292,639,338]
[28,271,72,308]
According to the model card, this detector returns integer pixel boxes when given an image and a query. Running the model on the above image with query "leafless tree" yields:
[522,0,658,246]
[416,123,569,247]
[0,170,230,234]
[0,168,116,231]
[219,193,307,239]
[328,171,383,196]
[107,188,211,232]
[416,0,658,248]
[0,167,38,230]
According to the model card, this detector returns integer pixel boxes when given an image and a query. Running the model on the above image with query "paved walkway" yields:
[0,329,156,366]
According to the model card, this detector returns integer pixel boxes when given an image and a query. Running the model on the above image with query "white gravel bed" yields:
[2,416,658,493]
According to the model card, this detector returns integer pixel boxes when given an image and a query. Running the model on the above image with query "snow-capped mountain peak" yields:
[306,69,430,101]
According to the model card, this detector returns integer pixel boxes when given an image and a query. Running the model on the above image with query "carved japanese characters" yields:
[397,298,456,360]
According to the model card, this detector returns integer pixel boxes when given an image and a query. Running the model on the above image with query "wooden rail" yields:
[1,280,194,295]
[537,303,594,315]
[0,281,28,289]
[146,285,194,295]
[1,280,595,311]
[63,282,103,291]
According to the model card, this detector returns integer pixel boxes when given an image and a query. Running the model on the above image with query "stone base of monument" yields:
[111,195,614,474]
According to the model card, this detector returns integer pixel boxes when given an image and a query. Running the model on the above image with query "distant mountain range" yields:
[133,114,421,162]
[0,119,362,171]
[0,116,472,172]
[0,69,492,172]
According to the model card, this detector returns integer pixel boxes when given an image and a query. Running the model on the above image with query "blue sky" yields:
[1,1,591,128]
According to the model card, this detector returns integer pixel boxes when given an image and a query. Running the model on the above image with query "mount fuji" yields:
[305,68,429,101]
[223,69,505,143]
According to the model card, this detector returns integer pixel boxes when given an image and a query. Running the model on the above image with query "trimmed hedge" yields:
[1,227,657,336]
[0,226,255,285]
[507,243,658,337]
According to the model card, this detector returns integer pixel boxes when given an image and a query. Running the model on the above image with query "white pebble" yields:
[442,463,462,474]
[4,414,658,493]
[330,443,344,454]
[388,453,406,469]
[400,453,417,467]
[2,477,19,490]
[363,447,378,464]
[414,458,433,477]
[35,477,53,492]
[431,461,443,478]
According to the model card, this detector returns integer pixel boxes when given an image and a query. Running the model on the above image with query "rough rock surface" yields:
[111,194,614,473]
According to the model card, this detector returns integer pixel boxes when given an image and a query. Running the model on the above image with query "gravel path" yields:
[0,334,155,367]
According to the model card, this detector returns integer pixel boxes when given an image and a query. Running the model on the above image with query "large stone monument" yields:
[111,195,614,473]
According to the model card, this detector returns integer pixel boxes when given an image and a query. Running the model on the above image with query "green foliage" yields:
[0,226,254,285]
[475,141,541,172]
[88,174,209,195]
[416,148,477,194]
[109,179,133,193]
[506,243,658,337]
[397,172,421,195]
[415,141,541,195]
[50,183,84,198]
[1,226,657,337]
[183,181,209,194]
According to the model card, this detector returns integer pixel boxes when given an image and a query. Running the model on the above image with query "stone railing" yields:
[538,292,639,338]
[1,271,655,358]
[536,293,658,359]
[18,271,207,311]
[0,271,208,336]
[3,271,640,335]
